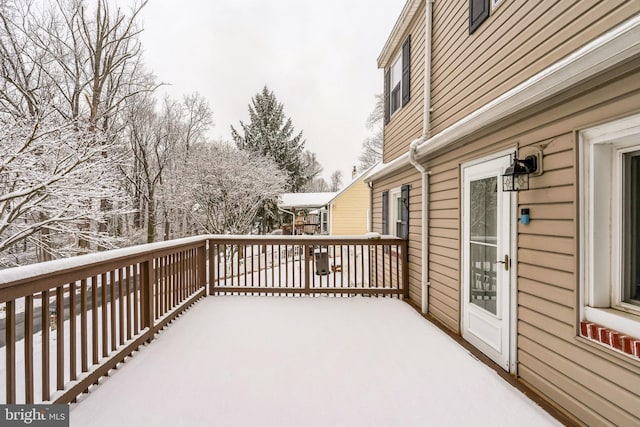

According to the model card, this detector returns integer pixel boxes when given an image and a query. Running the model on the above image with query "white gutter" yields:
[406,0,433,315]
[367,13,640,183]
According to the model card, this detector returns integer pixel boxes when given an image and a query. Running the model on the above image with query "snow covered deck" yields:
[70,297,561,427]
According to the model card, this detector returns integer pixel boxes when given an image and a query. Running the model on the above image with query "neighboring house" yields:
[277,192,337,234]
[326,164,378,235]
[366,1,640,425]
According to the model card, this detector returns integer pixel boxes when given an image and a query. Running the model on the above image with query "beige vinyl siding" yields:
[429,0,640,136]
[371,166,422,303]
[330,179,369,236]
[382,2,426,163]
[412,65,640,425]
[426,162,460,332]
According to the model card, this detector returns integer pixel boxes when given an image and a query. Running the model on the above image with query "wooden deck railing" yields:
[208,235,408,297]
[0,234,407,405]
[0,236,207,405]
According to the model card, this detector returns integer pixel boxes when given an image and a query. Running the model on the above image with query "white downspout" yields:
[407,0,433,314]
[278,207,296,234]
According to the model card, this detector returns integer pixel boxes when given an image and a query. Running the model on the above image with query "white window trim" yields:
[389,187,402,238]
[319,208,329,235]
[579,113,640,338]
[491,0,504,10]
[389,52,402,117]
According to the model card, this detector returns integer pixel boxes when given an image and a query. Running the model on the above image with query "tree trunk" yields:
[147,189,155,243]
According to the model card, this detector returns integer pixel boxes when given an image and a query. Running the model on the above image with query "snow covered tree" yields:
[190,143,286,235]
[231,86,306,192]
[305,177,330,192]
[330,170,343,192]
[0,114,130,267]
[0,0,151,264]
[358,94,383,169]
[158,93,213,240]
[301,150,331,192]
[120,90,214,244]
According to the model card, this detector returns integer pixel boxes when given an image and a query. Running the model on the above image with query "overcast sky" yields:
[134,0,407,183]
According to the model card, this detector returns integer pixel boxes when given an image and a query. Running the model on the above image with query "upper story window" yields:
[579,113,640,339]
[390,55,402,116]
[469,0,490,34]
[384,35,411,125]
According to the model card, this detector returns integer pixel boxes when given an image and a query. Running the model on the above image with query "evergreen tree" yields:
[231,86,307,192]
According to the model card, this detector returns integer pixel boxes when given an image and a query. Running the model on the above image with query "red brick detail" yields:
[599,328,612,345]
[611,332,624,350]
[580,322,590,337]
[579,321,640,360]
[588,323,600,340]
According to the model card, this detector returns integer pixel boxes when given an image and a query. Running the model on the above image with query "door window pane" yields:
[469,176,498,315]
[470,243,497,314]
[470,178,497,244]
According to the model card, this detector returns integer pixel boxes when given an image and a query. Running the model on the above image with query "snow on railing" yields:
[207,235,408,297]
[0,236,207,405]
[0,234,408,406]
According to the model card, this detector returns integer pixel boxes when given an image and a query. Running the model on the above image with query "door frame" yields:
[460,148,518,373]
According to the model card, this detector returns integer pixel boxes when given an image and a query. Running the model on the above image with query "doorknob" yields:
[497,254,509,271]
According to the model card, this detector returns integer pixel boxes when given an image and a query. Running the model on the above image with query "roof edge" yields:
[377,0,423,68]
[327,162,379,205]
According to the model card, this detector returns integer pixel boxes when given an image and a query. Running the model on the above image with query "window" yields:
[390,56,402,116]
[491,0,503,10]
[469,0,490,34]
[580,114,640,338]
[384,36,411,124]
[381,186,409,238]
[390,187,402,237]
[319,209,328,234]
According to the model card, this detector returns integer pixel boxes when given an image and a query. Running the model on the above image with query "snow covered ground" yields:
[70,297,561,427]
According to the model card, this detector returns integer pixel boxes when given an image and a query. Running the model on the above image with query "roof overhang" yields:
[277,192,338,210]
[377,0,423,68]
[367,13,640,183]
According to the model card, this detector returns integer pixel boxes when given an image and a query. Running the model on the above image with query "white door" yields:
[462,156,514,371]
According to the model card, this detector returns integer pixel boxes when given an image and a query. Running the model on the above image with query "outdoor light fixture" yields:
[502,150,541,192]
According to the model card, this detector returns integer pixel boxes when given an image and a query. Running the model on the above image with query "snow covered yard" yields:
[70,297,560,427]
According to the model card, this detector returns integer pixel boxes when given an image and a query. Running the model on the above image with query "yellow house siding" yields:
[430,0,640,136]
[383,2,426,163]
[329,178,370,236]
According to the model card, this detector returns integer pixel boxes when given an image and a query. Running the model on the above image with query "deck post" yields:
[5,300,15,404]
[304,244,311,294]
[209,241,216,296]
[402,240,410,300]
[198,245,207,291]
[140,260,155,339]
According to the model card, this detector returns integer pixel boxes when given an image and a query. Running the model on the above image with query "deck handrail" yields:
[0,233,408,406]
[207,235,408,298]
[0,236,208,405]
